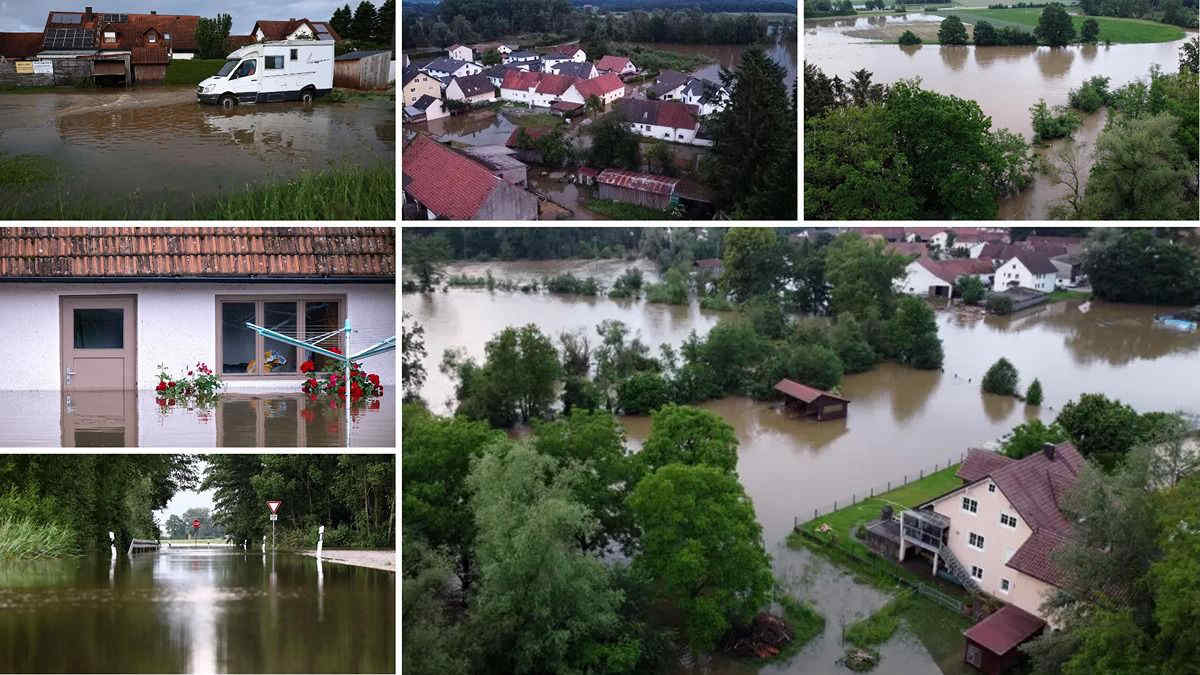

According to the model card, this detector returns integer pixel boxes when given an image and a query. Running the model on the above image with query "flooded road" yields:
[803,15,1194,218]
[0,390,395,448]
[0,87,394,213]
[0,549,394,673]
[405,261,1200,671]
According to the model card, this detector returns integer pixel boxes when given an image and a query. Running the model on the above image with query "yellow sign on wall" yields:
[15,61,34,74]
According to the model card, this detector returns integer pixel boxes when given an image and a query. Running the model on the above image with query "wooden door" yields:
[60,390,138,447]
[61,295,137,391]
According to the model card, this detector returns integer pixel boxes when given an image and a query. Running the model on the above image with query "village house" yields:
[930,228,1010,257]
[532,72,578,107]
[403,135,538,220]
[502,49,540,66]
[482,63,517,87]
[422,57,482,80]
[446,43,473,62]
[774,379,850,421]
[404,94,447,122]
[546,43,586,63]
[0,32,45,59]
[1026,235,1086,256]
[402,65,442,106]
[1050,254,1086,288]
[496,44,517,55]
[445,72,496,104]
[904,227,947,243]
[560,73,625,109]
[463,146,529,187]
[646,69,689,100]
[0,227,395,394]
[250,18,340,43]
[617,97,708,146]
[596,169,679,211]
[549,60,597,80]
[897,256,994,297]
[499,69,542,104]
[680,76,729,116]
[993,251,1057,293]
[595,54,637,77]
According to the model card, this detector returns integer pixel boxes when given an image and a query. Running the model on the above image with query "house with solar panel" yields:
[33,7,201,84]
[249,18,341,43]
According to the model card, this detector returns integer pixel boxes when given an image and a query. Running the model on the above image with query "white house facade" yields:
[898,259,951,296]
[447,44,473,62]
[993,253,1057,293]
[422,58,482,80]
[560,74,626,107]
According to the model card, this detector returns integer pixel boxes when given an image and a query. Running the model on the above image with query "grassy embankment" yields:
[942,7,1186,42]
[585,198,675,219]
[775,595,827,660]
[0,154,394,220]
[1046,289,1092,303]
[164,58,226,85]
[0,517,74,559]
[787,465,972,673]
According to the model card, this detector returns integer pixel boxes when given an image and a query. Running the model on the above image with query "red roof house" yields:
[0,32,45,59]
[774,378,849,421]
[500,69,542,91]
[534,72,577,96]
[250,18,340,42]
[402,135,537,220]
[963,605,1046,674]
[595,54,633,74]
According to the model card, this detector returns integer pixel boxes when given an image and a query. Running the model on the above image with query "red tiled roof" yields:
[1009,250,1059,275]
[964,605,1045,656]
[917,257,994,284]
[0,32,44,59]
[251,18,340,42]
[595,55,631,72]
[505,127,551,148]
[0,227,394,278]
[596,168,678,196]
[535,72,577,95]
[857,227,906,241]
[887,242,927,258]
[105,14,200,51]
[906,227,946,238]
[573,73,623,98]
[501,69,542,90]
[1027,235,1084,251]
[549,43,582,56]
[403,135,503,220]
[956,448,1015,482]
[226,34,255,50]
[1007,528,1071,587]
[551,100,583,112]
[774,378,848,404]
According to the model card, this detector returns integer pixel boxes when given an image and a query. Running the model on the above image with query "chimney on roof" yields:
[150,10,156,14]
[84,6,94,20]
[1043,442,1057,460]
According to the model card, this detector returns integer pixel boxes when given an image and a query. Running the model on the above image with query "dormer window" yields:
[164,33,171,40]
[103,31,116,43]
[148,34,157,43]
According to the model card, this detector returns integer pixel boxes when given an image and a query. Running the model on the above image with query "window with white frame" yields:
[988,483,996,493]
[1000,513,1018,528]
[968,532,985,550]
[971,565,984,580]
[962,497,978,514]
[1000,578,1011,593]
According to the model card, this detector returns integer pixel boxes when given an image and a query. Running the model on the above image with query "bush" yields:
[617,372,672,415]
[831,314,878,374]
[939,16,969,44]
[543,273,600,296]
[982,357,1019,396]
[973,20,998,45]
[699,295,735,311]
[898,30,923,45]
[1030,99,1082,142]
[743,298,789,340]
[1081,17,1100,42]
[1068,76,1111,113]
[986,293,1014,314]
[645,268,688,305]
[753,343,844,398]
[954,276,987,304]
[1026,378,1044,406]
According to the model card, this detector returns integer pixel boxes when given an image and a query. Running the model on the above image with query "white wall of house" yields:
[0,282,395,391]
[898,260,949,296]
[446,79,496,103]
[932,480,1059,622]
[560,83,624,106]
[628,121,697,144]
[171,51,195,60]
[422,97,448,120]
[532,90,561,107]
[448,45,473,62]
[500,85,536,104]
[497,45,513,55]
[425,62,481,79]
[993,258,1056,292]
[286,24,315,40]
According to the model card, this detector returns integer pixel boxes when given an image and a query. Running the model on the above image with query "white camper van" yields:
[197,40,335,107]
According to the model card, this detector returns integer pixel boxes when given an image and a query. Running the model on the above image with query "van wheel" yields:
[300,88,315,105]
[219,94,237,109]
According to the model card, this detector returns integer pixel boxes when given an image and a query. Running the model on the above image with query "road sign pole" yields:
[272,519,275,553]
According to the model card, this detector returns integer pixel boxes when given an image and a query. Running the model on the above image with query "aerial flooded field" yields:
[0,87,395,219]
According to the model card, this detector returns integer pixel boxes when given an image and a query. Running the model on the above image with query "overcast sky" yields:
[153,459,215,529]
[1,0,350,34]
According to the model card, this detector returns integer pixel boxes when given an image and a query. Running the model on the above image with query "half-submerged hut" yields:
[774,378,849,421]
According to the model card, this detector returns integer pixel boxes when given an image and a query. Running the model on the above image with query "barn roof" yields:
[964,605,1045,656]
[449,73,493,97]
[573,73,624,97]
[501,69,543,90]
[617,97,699,131]
[424,57,471,73]
[596,169,679,196]
[534,72,578,95]
[0,32,45,58]
[774,378,849,404]
[595,54,631,71]
[548,43,583,56]
[552,61,594,79]
[647,69,688,96]
[505,126,551,148]
[0,227,394,279]
[403,135,504,220]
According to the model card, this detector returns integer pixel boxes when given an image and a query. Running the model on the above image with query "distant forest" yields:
[572,0,797,10]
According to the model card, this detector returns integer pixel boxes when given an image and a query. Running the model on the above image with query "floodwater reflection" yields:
[0,391,395,447]
[0,549,394,673]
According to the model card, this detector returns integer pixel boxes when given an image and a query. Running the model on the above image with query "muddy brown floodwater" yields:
[405,259,1200,674]
[803,15,1195,219]
[0,549,394,673]
[0,87,394,213]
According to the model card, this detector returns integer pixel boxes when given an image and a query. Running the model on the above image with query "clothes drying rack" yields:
[244,318,395,445]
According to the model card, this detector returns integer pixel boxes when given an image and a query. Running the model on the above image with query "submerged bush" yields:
[898,30,923,45]
[982,357,1019,396]
[1068,76,1111,113]
[543,273,601,296]
[1030,99,1082,142]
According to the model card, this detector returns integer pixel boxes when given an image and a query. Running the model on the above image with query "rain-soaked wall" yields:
[1,282,395,390]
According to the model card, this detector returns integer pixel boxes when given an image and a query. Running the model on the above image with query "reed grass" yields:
[0,516,75,559]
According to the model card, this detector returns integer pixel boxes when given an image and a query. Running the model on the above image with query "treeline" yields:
[402,0,771,47]
[0,455,198,557]
[1082,228,1200,305]
[574,0,797,11]
[202,455,394,549]
[1079,0,1198,27]
[404,401,788,673]
[1041,52,1198,219]
[418,230,943,426]
[165,508,224,539]
[404,226,646,262]
[804,64,1036,219]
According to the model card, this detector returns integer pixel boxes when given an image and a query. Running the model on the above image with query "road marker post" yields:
[317,525,324,558]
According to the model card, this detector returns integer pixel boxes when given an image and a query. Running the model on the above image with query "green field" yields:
[165,59,226,86]
[943,7,1186,42]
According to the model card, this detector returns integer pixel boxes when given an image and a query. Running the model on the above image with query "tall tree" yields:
[938,15,969,44]
[331,4,354,38]
[1035,3,1077,46]
[824,232,909,320]
[720,228,785,302]
[639,404,739,474]
[376,0,396,44]
[351,1,379,41]
[401,312,427,402]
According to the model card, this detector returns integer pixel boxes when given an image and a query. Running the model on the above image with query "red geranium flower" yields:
[368,399,381,410]
[301,409,316,423]
[368,374,380,386]
[168,381,175,388]
[155,397,167,406]
[155,382,167,392]
[330,346,342,355]
[188,371,194,376]
[300,360,315,373]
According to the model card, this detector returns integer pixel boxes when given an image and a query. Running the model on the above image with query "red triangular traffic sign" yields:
[267,500,282,514]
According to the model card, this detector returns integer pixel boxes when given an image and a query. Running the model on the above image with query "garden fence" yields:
[795,451,967,529]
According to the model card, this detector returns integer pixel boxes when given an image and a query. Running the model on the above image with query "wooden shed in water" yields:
[334,49,392,90]
[596,169,678,211]
[774,378,849,421]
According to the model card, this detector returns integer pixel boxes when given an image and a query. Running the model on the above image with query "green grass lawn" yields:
[0,153,58,188]
[792,464,963,557]
[944,7,1186,42]
[164,59,226,86]
[1047,289,1092,302]
[772,595,826,661]
[610,42,714,72]
[508,112,564,128]
[585,198,675,220]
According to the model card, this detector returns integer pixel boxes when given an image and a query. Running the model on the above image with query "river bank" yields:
[305,549,396,572]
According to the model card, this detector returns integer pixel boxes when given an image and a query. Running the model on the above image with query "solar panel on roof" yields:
[316,31,333,39]
[44,28,95,49]
[101,13,129,23]
[50,12,82,23]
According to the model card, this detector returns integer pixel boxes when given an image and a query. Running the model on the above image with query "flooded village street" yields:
[0,87,394,215]
[0,549,394,673]
[803,14,1196,219]
[406,258,1200,674]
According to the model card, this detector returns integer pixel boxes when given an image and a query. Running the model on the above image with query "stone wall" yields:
[0,58,93,87]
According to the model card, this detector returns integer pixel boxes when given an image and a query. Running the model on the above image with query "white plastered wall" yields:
[0,282,395,391]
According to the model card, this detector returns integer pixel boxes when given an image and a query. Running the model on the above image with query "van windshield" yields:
[216,59,239,77]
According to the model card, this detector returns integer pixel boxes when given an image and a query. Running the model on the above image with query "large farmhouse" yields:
[422,57,482,80]
[402,136,538,220]
[250,18,340,43]
[993,251,1057,293]
[560,73,625,108]
[617,97,709,146]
